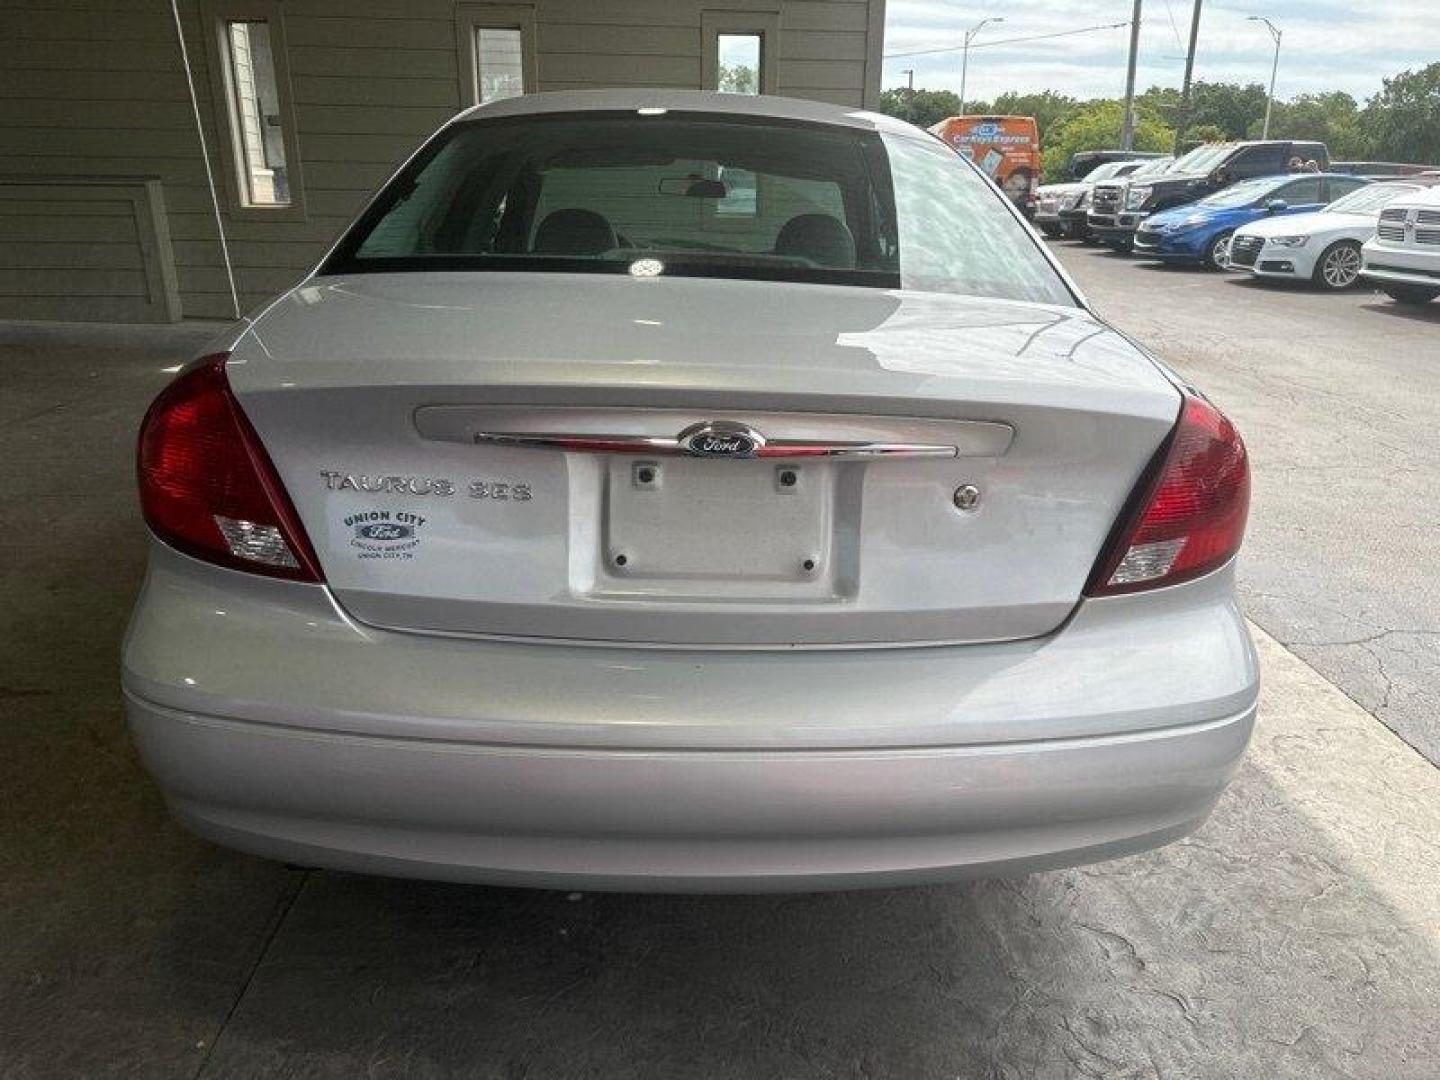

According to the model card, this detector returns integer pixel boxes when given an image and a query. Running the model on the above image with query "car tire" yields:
[1107,239,1133,255]
[1380,283,1440,305]
[1205,231,1234,271]
[1039,224,1063,239]
[1313,240,1363,290]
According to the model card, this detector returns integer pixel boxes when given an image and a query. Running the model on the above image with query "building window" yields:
[455,4,535,108]
[702,11,778,97]
[475,27,525,104]
[201,0,304,220]
[716,33,762,95]
[222,21,290,206]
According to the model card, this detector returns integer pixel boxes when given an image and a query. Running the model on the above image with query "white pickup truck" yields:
[1361,181,1440,305]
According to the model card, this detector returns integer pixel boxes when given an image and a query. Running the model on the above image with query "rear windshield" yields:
[321,112,1073,306]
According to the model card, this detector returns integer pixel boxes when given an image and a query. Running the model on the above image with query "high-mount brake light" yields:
[137,354,322,582]
[1086,392,1249,596]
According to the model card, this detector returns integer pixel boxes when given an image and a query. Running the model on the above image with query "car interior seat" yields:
[773,213,857,269]
[532,209,618,256]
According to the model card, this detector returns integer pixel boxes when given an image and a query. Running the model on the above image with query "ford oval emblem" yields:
[357,522,415,541]
[679,421,765,459]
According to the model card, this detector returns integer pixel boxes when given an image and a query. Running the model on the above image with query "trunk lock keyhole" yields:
[953,484,981,511]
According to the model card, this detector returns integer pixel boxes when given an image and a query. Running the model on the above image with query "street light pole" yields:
[1248,15,1282,140]
[958,17,1003,115]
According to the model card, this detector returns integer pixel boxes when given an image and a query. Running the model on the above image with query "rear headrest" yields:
[773,213,856,269]
[532,209,617,256]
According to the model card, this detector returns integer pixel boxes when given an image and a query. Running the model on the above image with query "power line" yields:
[883,21,1132,61]
[1160,0,1185,50]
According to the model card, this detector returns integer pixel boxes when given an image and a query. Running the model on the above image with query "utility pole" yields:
[901,68,915,121]
[959,17,1003,115]
[1119,0,1143,150]
[1248,16,1282,139]
[1174,0,1204,153]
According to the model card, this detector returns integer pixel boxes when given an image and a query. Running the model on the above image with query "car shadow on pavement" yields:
[1130,260,1206,273]
[1359,298,1440,324]
[1222,275,1310,293]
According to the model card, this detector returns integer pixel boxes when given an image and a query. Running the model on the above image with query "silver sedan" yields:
[124,91,1256,891]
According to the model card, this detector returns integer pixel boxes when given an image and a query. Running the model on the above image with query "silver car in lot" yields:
[125,92,1256,892]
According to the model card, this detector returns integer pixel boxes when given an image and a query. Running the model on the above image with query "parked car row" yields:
[1133,172,1369,272]
[1035,157,1171,240]
[1228,179,1440,295]
[1088,139,1331,252]
[1041,136,1440,305]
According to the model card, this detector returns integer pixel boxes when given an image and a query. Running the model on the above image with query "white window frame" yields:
[200,0,306,221]
[455,2,537,108]
[702,10,779,95]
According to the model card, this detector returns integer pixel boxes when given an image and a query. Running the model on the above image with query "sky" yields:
[882,1,1440,104]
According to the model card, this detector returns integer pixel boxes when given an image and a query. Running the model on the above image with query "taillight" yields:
[1086,391,1249,596]
[137,354,322,581]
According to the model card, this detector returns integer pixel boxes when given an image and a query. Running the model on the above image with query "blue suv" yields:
[1132,173,1369,269]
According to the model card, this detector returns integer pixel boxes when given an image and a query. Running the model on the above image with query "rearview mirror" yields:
[1265,198,1289,212]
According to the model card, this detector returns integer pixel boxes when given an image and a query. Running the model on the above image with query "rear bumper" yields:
[123,543,1259,891]
[128,695,1253,891]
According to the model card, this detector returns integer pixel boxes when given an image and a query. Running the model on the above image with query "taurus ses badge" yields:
[680,421,765,459]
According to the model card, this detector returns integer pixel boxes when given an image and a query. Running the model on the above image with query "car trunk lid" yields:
[232,272,1180,646]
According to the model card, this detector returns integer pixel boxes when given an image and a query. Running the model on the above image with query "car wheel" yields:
[1313,240,1363,290]
[1107,239,1133,255]
[1039,224,1063,239]
[1206,231,1234,271]
[1381,283,1440,305]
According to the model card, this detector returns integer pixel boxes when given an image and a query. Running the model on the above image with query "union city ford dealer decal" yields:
[345,509,427,560]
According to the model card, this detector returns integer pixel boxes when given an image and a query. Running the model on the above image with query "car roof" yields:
[453,89,916,136]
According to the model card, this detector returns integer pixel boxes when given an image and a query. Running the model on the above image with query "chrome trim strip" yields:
[473,432,958,460]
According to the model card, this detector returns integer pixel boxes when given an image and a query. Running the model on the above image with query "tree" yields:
[717,63,756,95]
[876,87,967,129]
[1362,62,1440,165]
[1186,81,1270,139]
[1180,123,1229,149]
[1255,92,1370,159]
[990,90,1079,143]
[1039,99,1173,181]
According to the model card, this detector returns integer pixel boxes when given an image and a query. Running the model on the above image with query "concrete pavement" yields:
[1,317,1436,1078]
